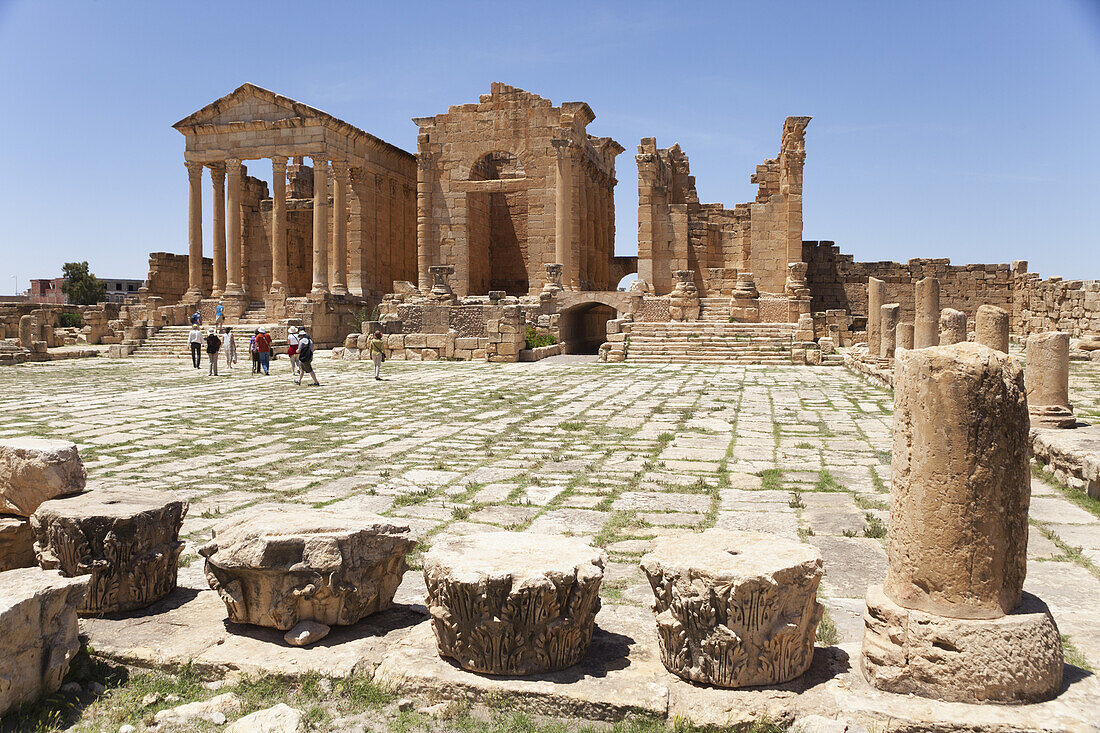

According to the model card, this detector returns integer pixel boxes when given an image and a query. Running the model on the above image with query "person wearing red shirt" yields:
[254,327,272,375]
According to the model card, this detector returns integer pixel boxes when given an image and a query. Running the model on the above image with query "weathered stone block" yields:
[200,509,413,633]
[1025,332,1075,428]
[424,532,605,675]
[32,488,188,614]
[0,515,36,571]
[641,530,822,688]
[0,438,86,517]
[0,568,89,716]
[861,585,1062,703]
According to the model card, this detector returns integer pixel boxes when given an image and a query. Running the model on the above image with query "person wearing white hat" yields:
[255,326,272,375]
[295,328,320,386]
[286,325,302,379]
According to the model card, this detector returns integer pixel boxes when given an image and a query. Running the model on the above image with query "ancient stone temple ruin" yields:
[101,80,1100,364]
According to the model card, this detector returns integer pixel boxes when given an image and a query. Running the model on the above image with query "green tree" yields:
[60,261,106,305]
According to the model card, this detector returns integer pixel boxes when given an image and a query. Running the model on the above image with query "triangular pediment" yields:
[173,83,330,130]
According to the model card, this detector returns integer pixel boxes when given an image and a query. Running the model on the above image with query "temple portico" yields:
[168,83,417,324]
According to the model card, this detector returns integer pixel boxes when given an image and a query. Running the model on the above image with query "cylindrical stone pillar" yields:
[1025,332,1075,428]
[311,157,329,297]
[185,161,203,299]
[416,156,432,293]
[554,143,573,290]
[208,164,226,298]
[270,156,288,295]
[880,303,900,359]
[939,308,966,345]
[975,304,1009,353]
[18,315,34,349]
[887,342,1029,619]
[896,322,914,352]
[223,159,245,298]
[330,160,349,296]
[914,277,940,348]
[867,277,885,357]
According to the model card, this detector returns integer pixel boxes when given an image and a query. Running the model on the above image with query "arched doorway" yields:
[467,152,529,295]
[559,302,617,354]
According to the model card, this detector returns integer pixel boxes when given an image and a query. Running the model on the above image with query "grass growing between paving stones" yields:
[1062,634,1094,672]
[816,609,840,647]
[1031,459,1100,520]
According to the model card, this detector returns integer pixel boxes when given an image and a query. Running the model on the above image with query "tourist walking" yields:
[190,309,202,327]
[295,329,320,386]
[223,327,237,370]
[249,329,259,374]
[369,330,385,380]
[214,301,225,327]
[188,324,202,368]
[255,327,272,375]
[287,325,301,378]
[205,329,221,376]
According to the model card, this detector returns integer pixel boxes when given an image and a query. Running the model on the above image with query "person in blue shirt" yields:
[214,301,225,327]
[190,309,202,326]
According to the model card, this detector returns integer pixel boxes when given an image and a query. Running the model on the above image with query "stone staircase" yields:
[698,297,732,322]
[236,302,269,325]
[128,326,194,359]
[622,322,796,364]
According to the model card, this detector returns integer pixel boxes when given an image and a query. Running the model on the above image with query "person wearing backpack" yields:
[254,327,272,375]
[369,330,385,380]
[295,329,320,386]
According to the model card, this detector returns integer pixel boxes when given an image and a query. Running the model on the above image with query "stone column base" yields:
[1030,406,1077,429]
[861,585,1063,703]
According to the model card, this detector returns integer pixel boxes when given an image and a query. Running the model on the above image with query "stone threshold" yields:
[80,572,1100,731]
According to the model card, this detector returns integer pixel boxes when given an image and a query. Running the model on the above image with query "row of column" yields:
[184,155,351,302]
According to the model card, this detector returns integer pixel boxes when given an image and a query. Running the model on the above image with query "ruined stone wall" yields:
[144,252,211,302]
[241,172,271,301]
[415,83,621,296]
[1015,275,1100,336]
[349,170,416,299]
[803,241,1017,326]
[637,117,809,297]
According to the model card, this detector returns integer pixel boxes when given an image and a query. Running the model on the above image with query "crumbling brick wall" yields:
[144,253,210,302]
[1015,275,1100,336]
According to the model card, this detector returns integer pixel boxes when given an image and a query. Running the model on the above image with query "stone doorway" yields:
[467,152,529,295]
[559,303,616,354]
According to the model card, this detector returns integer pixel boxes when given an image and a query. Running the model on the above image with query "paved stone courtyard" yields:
[4,354,1100,727]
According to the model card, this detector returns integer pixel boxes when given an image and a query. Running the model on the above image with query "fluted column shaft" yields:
[185,161,203,298]
[554,141,573,290]
[330,160,349,295]
[311,157,330,296]
[270,156,288,294]
[209,164,226,298]
[223,159,245,297]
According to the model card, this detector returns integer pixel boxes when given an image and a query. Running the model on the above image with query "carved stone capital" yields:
[184,160,203,178]
[225,158,243,177]
[271,155,288,171]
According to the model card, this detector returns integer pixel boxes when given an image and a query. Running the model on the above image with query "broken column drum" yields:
[423,532,606,675]
[975,304,1010,353]
[939,308,966,345]
[0,438,86,517]
[879,303,900,359]
[861,341,1063,703]
[641,530,823,688]
[1024,331,1075,428]
[200,509,414,631]
[913,276,940,348]
[895,322,914,352]
[31,487,188,614]
[867,277,885,356]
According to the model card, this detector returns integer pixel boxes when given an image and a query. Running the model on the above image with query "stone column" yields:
[896,322,914,352]
[867,277,884,357]
[975,304,1009,353]
[939,308,966,345]
[208,163,226,298]
[862,343,1062,703]
[880,303,900,359]
[553,140,574,290]
[913,276,940,348]
[311,157,329,297]
[269,156,288,296]
[416,156,432,293]
[222,159,245,298]
[330,160,349,296]
[184,161,204,300]
[1025,332,1075,428]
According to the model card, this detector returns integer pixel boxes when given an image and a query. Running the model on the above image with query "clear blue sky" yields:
[1,0,1098,294]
